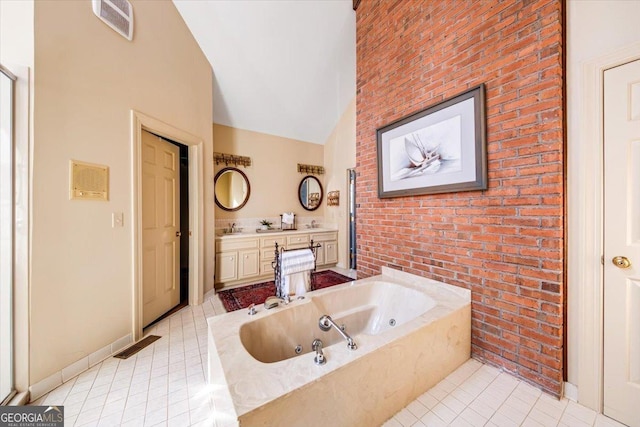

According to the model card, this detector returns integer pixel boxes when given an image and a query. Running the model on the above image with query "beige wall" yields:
[0,0,34,68]
[323,97,356,269]
[213,124,324,227]
[566,0,640,399]
[30,0,213,384]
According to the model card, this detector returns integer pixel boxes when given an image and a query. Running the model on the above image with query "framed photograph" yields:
[376,84,487,198]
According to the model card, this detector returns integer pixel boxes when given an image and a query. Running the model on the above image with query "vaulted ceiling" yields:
[173,0,356,145]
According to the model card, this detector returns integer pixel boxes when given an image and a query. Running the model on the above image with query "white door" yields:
[603,58,640,427]
[142,130,180,327]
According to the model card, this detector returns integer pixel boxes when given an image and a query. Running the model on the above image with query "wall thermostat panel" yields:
[70,160,109,201]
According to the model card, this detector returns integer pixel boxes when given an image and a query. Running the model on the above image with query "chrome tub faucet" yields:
[318,315,357,350]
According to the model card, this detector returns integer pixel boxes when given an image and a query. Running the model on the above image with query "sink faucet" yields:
[318,315,357,350]
[229,222,236,233]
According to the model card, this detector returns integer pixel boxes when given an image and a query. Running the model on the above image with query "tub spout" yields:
[318,315,357,350]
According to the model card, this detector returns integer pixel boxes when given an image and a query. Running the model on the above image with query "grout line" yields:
[491,375,542,427]
[419,361,486,426]
[95,358,123,426]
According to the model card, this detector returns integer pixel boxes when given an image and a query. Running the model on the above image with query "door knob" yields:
[176,231,182,237]
[612,256,631,269]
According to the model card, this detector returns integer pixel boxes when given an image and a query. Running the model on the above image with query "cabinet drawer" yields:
[261,249,278,261]
[310,232,338,242]
[260,236,286,248]
[216,238,259,252]
[261,261,276,275]
[287,234,310,246]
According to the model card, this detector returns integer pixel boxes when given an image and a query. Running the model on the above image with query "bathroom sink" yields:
[217,229,244,236]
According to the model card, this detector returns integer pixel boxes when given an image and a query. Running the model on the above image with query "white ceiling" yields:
[173,0,356,145]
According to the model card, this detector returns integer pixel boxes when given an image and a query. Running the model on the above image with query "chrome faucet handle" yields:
[347,338,357,351]
[312,339,325,365]
[247,303,256,315]
[319,315,332,331]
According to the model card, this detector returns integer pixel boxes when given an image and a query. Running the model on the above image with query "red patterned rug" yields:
[217,270,354,312]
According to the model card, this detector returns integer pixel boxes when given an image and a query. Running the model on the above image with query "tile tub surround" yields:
[207,267,471,426]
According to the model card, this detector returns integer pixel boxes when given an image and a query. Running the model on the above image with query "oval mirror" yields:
[214,167,250,211]
[298,175,323,211]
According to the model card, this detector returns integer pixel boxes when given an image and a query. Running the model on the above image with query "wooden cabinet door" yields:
[239,249,260,279]
[215,251,237,283]
[315,244,325,266]
[325,241,338,265]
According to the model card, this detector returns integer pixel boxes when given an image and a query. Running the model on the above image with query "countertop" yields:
[215,227,337,239]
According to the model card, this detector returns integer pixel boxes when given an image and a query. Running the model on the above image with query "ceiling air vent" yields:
[92,0,134,41]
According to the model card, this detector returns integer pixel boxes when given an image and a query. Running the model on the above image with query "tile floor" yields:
[31,271,625,427]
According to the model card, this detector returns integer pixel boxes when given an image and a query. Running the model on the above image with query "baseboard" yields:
[204,287,217,301]
[564,381,578,402]
[28,333,132,401]
[5,391,29,406]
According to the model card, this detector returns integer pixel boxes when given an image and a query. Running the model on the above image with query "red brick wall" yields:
[356,0,564,395]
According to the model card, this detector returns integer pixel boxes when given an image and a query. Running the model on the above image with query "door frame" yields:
[0,64,17,404]
[131,110,204,341]
[2,63,30,405]
[569,42,640,411]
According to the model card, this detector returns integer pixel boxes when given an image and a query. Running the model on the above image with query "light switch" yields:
[112,212,124,228]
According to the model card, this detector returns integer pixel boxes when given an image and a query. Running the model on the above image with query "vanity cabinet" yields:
[259,235,285,276]
[287,234,310,249]
[324,241,338,265]
[311,231,338,266]
[215,229,338,289]
[215,252,238,282]
[215,237,260,286]
[239,249,260,278]
[216,249,260,283]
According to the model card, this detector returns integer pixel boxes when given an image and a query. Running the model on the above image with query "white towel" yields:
[283,271,310,296]
[279,248,314,296]
[282,212,295,225]
[280,248,315,275]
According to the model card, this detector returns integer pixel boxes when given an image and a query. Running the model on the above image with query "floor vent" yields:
[113,335,161,359]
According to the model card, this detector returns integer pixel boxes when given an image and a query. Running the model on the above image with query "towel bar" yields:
[272,240,321,298]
